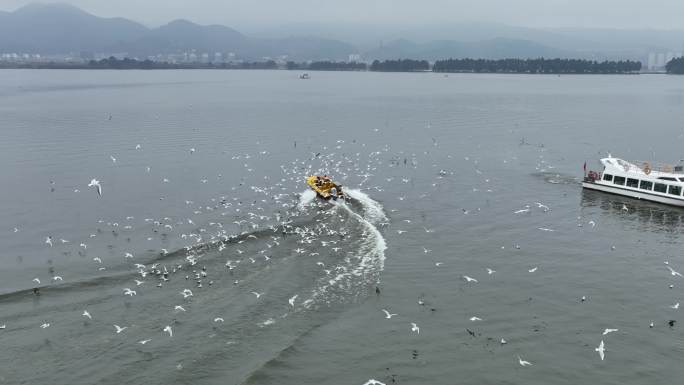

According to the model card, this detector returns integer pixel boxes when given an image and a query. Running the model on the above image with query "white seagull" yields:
[470,316,482,321]
[40,322,50,329]
[410,322,420,334]
[463,275,478,283]
[602,328,618,335]
[486,268,496,275]
[363,380,386,385]
[88,179,102,196]
[138,339,151,344]
[82,310,92,319]
[666,266,683,277]
[528,267,538,273]
[174,305,186,312]
[518,355,533,366]
[251,291,263,299]
[595,340,605,361]
[670,302,679,309]
[114,325,127,334]
[123,288,136,296]
[288,295,298,307]
[381,309,397,319]
[163,325,172,337]
[45,236,53,247]
[214,317,225,323]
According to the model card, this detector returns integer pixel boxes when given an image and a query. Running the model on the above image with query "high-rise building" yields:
[648,53,657,70]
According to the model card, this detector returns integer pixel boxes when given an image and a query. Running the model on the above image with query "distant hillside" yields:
[0,3,357,61]
[0,3,148,53]
[365,38,572,61]
[1,3,668,63]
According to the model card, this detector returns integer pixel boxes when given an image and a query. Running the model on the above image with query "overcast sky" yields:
[2,0,684,30]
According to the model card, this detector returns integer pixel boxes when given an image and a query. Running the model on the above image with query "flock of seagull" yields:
[4,132,681,385]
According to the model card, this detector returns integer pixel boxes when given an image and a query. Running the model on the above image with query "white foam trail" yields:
[297,189,317,211]
[300,192,387,310]
[344,188,388,225]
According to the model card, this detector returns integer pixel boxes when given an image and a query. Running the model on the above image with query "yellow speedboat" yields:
[306,175,344,200]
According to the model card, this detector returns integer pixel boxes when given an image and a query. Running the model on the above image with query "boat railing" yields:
[621,160,684,175]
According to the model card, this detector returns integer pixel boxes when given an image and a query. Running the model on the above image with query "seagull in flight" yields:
[138,339,151,344]
[381,309,397,319]
[163,325,172,337]
[602,328,618,335]
[363,380,386,385]
[251,291,263,299]
[288,295,298,307]
[486,268,496,275]
[88,179,102,196]
[123,288,136,296]
[174,305,186,312]
[528,267,538,273]
[595,340,605,360]
[40,322,50,329]
[470,316,482,321]
[114,325,127,334]
[181,289,193,298]
[517,355,533,366]
[82,310,92,319]
[45,236,53,247]
[670,302,679,309]
[32,278,41,285]
[410,322,420,334]
[463,275,478,283]
[666,266,682,277]
[214,317,225,323]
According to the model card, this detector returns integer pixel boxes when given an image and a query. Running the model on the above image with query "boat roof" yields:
[600,156,684,179]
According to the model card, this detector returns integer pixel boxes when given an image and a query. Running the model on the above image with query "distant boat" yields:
[300,73,310,79]
[582,155,684,207]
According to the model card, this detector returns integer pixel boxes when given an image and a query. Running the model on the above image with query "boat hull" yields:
[582,181,684,207]
[306,176,343,200]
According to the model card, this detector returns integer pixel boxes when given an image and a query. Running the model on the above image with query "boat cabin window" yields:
[658,177,677,181]
[679,178,684,182]
[603,174,613,182]
[626,178,639,188]
[654,183,667,193]
[639,180,653,190]
[613,176,626,185]
[669,185,682,196]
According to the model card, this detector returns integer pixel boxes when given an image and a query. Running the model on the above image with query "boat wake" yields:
[0,186,389,385]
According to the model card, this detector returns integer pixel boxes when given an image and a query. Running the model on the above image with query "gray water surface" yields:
[1,70,684,384]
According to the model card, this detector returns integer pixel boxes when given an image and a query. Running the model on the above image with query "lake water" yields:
[1,69,684,384]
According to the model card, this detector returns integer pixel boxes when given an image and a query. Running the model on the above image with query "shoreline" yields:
[0,65,648,75]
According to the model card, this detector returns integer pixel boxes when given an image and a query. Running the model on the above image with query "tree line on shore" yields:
[666,57,684,74]
[83,57,641,74]
[16,55,684,74]
[433,58,641,73]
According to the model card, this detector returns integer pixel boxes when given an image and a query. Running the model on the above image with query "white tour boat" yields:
[582,155,684,207]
